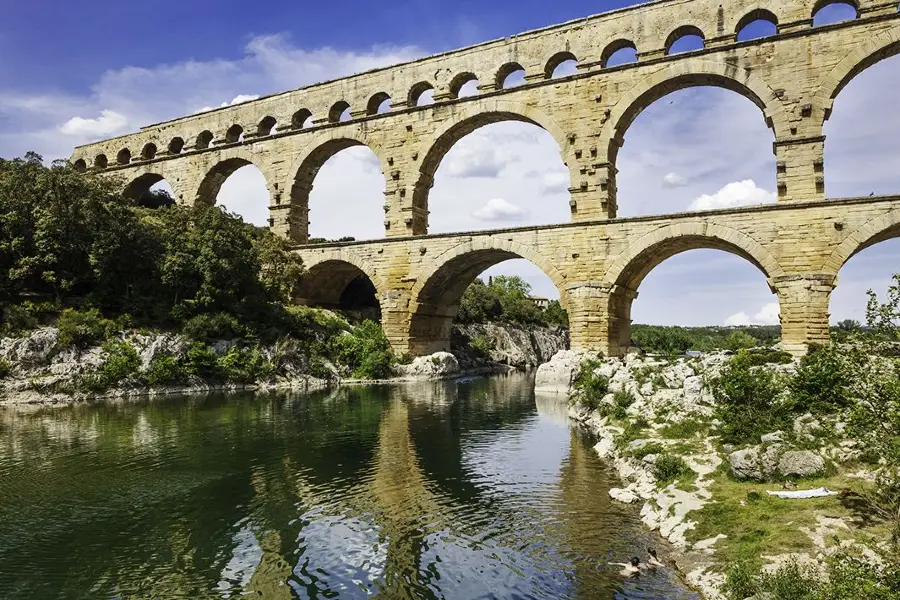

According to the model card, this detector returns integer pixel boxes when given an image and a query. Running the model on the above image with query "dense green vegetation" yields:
[631,324,781,355]
[457,276,568,327]
[0,154,395,382]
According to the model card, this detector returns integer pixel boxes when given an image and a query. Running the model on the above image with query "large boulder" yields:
[778,451,825,478]
[401,352,460,379]
[0,327,59,367]
[728,444,784,480]
[535,350,598,394]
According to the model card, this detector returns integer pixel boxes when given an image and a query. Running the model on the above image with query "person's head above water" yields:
[630,557,640,567]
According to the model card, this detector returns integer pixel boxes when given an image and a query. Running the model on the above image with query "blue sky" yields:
[1,0,898,327]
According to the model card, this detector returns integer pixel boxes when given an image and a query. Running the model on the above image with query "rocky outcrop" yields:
[535,350,601,394]
[396,352,460,379]
[451,323,567,369]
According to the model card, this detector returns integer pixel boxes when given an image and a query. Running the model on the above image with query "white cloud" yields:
[539,170,570,195]
[58,110,129,138]
[196,94,261,114]
[662,172,687,188]
[725,302,780,326]
[443,136,516,178]
[689,179,776,211]
[472,198,527,221]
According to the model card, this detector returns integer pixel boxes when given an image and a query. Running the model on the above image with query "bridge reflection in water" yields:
[0,375,698,599]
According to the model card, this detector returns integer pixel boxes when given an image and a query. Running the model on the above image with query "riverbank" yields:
[0,317,568,405]
[537,349,896,600]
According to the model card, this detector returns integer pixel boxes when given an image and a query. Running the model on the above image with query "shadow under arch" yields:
[296,254,384,317]
[288,132,389,243]
[812,29,900,123]
[408,239,569,355]
[601,60,787,164]
[603,222,784,353]
[412,100,571,235]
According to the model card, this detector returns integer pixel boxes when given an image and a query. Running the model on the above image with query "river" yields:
[0,373,698,599]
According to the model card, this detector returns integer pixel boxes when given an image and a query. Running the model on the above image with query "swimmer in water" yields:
[610,557,642,576]
[647,548,665,568]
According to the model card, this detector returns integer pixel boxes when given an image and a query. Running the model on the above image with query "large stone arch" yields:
[295,249,386,309]
[600,221,785,354]
[411,99,571,234]
[284,130,389,244]
[407,237,569,355]
[811,27,900,123]
[193,148,274,208]
[604,221,785,290]
[600,59,789,163]
[824,207,900,273]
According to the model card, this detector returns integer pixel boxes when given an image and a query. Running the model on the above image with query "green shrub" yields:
[142,355,186,386]
[82,341,140,391]
[789,344,851,414]
[329,320,394,379]
[218,346,273,383]
[0,358,11,379]
[630,441,665,460]
[469,335,494,362]
[712,356,788,445]
[181,313,245,343]
[307,356,334,380]
[57,308,114,349]
[735,349,795,367]
[1,304,38,334]
[653,453,690,485]
[611,389,636,419]
[659,418,708,439]
[571,359,609,411]
[184,344,223,381]
[723,330,759,351]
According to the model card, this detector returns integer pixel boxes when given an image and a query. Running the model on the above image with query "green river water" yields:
[0,373,699,599]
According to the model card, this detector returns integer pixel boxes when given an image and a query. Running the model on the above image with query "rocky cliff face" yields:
[451,323,568,369]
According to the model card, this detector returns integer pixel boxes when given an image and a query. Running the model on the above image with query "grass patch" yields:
[658,418,709,439]
[686,469,891,568]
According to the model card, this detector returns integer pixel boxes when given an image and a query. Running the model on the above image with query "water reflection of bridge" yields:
[0,379,612,598]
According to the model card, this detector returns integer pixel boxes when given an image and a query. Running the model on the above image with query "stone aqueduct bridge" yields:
[71,0,900,356]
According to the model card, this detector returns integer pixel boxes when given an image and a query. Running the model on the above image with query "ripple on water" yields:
[0,374,698,599]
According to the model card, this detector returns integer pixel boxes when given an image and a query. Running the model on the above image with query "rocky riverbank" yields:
[536,350,890,600]
[0,321,569,404]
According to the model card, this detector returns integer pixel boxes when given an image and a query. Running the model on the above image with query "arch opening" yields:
[72,159,87,172]
[450,73,479,99]
[94,154,108,169]
[812,1,859,26]
[123,174,177,209]
[196,130,214,150]
[736,10,779,41]
[294,140,385,242]
[666,26,706,54]
[822,46,900,198]
[140,143,157,161]
[410,250,567,355]
[212,161,271,226]
[419,115,570,235]
[409,82,435,107]
[257,116,277,137]
[602,40,638,68]
[116,148,131,166]
[225,124,244,144]
[830,236,900,332]
[367,92,392,116]
[612,237,780,354]
[292,109,314,129]
[496,63,526,89]
[545,52,578,79]
[613,81,777,217]
[168,137,185,155]
[329,101,352,123]
[296,260,381,322]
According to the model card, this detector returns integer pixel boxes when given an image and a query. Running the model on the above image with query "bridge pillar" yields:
[773,274,835,355]
[774,136,825,202]
[567,283,637,357]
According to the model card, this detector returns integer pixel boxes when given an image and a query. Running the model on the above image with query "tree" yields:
[867,275,900,340]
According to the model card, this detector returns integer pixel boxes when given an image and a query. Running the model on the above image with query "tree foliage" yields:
[457,276,566,327]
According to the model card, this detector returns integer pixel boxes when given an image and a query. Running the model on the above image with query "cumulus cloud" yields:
[689,179,777,211]
[472,198,527,221]
[442,137,516,178]
[539,170,570,195]
[662,172,687,188]
[196,94,261,114]
[58,110,129,138]
[725,302,781,326]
